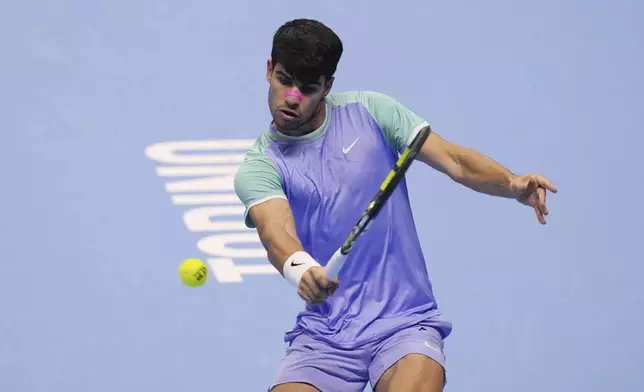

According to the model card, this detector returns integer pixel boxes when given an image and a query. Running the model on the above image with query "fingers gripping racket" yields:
[325,126,432,279]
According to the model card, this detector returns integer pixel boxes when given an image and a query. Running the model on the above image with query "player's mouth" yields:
[278,108,298,120]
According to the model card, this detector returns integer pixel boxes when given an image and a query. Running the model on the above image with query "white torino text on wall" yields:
[144,139,278,283]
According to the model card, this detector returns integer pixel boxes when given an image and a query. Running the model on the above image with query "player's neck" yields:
[274,101,327,137]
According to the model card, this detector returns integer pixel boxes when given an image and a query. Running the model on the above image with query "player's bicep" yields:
[248,198,295,237]
[417,131,463,179]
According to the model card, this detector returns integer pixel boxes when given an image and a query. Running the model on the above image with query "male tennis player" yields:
[234,19,557,392]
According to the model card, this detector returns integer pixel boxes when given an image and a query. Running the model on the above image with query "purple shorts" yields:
[269,322,446,391]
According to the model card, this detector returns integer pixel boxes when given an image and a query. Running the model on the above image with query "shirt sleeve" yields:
[234,141,286,228]
[337,91,430,154]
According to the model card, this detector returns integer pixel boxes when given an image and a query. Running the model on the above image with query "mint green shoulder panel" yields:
[328,91,429,154]
[233,133,286,228]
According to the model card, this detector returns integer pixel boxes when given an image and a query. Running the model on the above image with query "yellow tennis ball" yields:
[178,258,208,287]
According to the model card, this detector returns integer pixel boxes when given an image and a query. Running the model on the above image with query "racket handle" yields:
[325,248,347,280]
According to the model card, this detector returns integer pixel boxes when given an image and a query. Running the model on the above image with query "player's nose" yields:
[284,89,303,107]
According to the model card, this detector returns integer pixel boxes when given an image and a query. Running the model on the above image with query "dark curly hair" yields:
[271,19,343,86]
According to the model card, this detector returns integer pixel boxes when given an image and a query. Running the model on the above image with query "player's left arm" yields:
[416,127,558,224]
[416,130,515,197]
[354,90,558,224]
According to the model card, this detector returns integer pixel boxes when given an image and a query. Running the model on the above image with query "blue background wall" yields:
[3,1,643,391]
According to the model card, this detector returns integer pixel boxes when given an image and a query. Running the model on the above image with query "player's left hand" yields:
[509,173,558,224]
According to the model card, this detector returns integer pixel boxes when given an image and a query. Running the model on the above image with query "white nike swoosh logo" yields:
[342,137,359,154]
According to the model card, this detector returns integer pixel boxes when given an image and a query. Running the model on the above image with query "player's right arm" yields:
[248,199,337,304]
[248,198,302,274]
[234,139,336,304]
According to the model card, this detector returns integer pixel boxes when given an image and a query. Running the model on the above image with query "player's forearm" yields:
[249,200,324,291]
[450,146,517,198]
[256,219,305,275]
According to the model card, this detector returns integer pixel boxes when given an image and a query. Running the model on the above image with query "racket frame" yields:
[325,125,431,279]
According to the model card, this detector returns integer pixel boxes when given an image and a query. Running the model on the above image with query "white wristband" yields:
[283,251,320,288]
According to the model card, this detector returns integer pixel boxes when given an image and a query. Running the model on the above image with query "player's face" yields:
[266,60,332,135]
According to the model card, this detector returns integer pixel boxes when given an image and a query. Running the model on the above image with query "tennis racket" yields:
[325,125,432,279]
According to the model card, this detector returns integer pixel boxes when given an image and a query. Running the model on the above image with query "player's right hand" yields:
[298,266,339,305]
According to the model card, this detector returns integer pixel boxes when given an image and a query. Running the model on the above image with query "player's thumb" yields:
[328,279,339,296]
[312,266,331,289]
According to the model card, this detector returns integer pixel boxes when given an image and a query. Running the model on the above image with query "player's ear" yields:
[266,59,273,82]
[323,76,334,96]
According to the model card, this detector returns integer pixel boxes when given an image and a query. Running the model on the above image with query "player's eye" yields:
[301,85,318,95]
[278,77,292,86]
